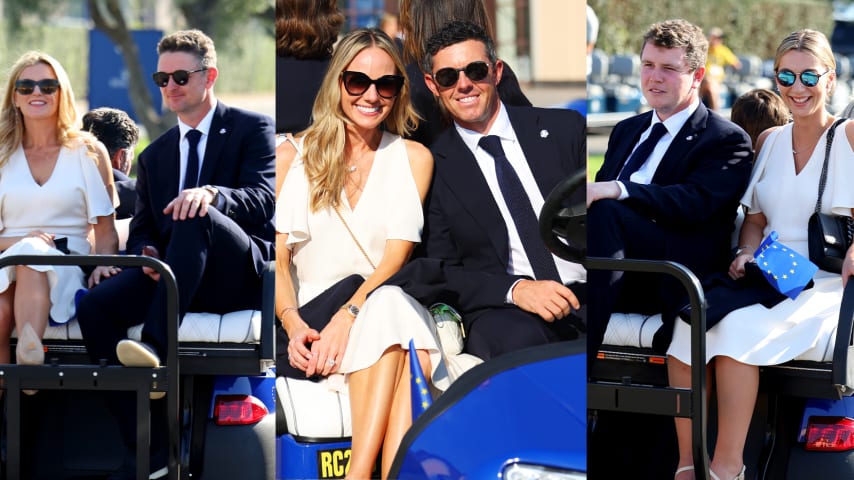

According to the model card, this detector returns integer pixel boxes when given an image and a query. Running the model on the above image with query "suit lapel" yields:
[506,107,564,198]
[198,102,230,186]
[434,130,511,262]
[651,104,708,184]
[160,128,181,201]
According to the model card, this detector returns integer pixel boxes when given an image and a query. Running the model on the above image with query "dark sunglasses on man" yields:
[151,68,208,88]
[432,61,491,88]
[775,69,830,88]
[341,71,405,99]
[14,79,60,95]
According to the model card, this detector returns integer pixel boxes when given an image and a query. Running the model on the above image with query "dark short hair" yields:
[82,107,140,158]
[157,29,217,68]
[730,88,790,147]
[422,20,497,74]
[276,0,344,59]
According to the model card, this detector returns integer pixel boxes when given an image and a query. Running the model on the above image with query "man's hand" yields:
[512,279,580,322]
[587,181,621,207]
[141,245,161,282]
[163,187,216,221]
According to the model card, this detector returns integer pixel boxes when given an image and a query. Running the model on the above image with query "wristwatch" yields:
[340,304,360,317]
[202,185,219,206]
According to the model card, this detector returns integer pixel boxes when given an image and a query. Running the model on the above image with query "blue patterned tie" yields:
[618,122,668,182]
[478,135,560,281]
[183,129,202,190]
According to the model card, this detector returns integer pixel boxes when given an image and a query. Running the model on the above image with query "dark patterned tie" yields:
[618,122,668,182]
[183,129,202,190]
[478,135,560,281]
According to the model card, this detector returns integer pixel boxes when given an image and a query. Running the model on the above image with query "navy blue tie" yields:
[618,122,668,182]
[478,135,560,282]
[183,129,202,190]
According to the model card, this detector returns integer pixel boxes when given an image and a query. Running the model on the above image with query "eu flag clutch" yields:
[754,231,818,300]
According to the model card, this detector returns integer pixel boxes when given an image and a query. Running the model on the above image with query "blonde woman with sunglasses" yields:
[275,28,450,479]
[667,29,854,480]
[0,51,117,378]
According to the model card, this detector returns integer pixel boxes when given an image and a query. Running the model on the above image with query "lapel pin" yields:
[219,128,226,134]
[685,135,694,141]
[540,129,549,138]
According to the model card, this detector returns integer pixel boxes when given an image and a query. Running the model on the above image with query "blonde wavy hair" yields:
[302,28,418,212]
[0,51,97,168]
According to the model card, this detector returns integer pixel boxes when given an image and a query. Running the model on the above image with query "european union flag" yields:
[409,339,432,420]
[755,231,818,300]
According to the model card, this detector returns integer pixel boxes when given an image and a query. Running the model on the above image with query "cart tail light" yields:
[805,416,854,451]
[214,394,268,425]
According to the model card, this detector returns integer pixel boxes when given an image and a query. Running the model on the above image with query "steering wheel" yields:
[539,169,586,264]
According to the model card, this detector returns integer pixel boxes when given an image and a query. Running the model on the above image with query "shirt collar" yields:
[454,102,513,153]
[653,97,700,136]
[178,99,218,139]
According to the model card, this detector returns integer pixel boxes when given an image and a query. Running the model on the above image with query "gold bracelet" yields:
[278,306,298,319]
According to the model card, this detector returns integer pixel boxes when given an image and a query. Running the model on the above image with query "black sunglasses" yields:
[341,71,405,99]
[432,61,491,88]
[14,79,60,95]
[151,68,207,87]
[776,69,830,88]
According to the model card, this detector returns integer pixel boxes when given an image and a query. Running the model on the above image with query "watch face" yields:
[348,304,360,317]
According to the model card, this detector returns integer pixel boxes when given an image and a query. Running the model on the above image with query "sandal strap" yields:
[675,465,695,479]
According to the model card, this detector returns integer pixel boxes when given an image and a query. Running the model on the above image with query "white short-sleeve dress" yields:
[669,120,854,365]
[276,132,451,391]
[0,141,115,324]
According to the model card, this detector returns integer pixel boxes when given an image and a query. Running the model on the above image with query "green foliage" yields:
[588,0,834,60]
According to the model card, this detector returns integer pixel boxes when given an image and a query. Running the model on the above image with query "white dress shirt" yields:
[454,103,587,289]
[176,100,217,191]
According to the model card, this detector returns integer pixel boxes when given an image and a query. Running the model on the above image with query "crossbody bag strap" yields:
[333,205,377,271]
[815,118,847,214]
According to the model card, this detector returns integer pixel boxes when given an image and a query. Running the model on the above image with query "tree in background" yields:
[588,0,833,60]
[2,0,273,139]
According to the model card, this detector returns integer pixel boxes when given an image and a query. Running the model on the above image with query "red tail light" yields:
[214,395,268,426]
[806,416,854,451]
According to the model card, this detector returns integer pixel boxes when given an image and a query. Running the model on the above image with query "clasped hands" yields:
[89,188,215,287]
[287,309,354,378]
[512,279,580,322]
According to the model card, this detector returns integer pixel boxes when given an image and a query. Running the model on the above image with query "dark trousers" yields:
[464,283,586,361]
[77,209,263,363]
[76,210,263,460]
[587,199,691,367]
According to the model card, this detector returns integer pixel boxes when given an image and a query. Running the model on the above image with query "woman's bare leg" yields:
[380,349,432,478]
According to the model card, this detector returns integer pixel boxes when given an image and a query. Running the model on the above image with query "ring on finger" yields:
[326,358,335,367]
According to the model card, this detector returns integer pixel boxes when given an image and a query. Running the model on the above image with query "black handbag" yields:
[807,118,852,273]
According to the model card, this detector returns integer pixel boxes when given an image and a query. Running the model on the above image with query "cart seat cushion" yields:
[604,312,834,363]
[19,310,262,344]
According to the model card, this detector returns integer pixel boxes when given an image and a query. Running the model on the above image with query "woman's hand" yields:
[88,266,122,287]
[728,253,754,280]
[287,324,321,373]
[305,309,354,377]
[26,230,55,247]
[842,245,854,288]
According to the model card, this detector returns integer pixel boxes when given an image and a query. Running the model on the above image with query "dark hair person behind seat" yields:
[82,107,140,219]
[275,0,344,135]
[729,88,790,148]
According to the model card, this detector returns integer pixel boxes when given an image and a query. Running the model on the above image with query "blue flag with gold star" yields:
[409,339,432,419]
[755,231,818,300]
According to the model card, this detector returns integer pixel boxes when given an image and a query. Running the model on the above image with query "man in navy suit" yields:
[586,19,752,479]
[417,21,586,360]
[586,19,753,360]
[76,29,275,479]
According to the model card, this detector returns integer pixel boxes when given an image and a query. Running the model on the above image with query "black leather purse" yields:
[807,118,852,273]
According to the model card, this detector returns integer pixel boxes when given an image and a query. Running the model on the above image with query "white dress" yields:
[669,120,854,365]
[276,132,451,391]
[0,142,115,323]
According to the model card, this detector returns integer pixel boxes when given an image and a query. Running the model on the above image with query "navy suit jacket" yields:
[128,101,276,274]
[595,103,753,279]
[112,168,136,220]
[417,105,586,313]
